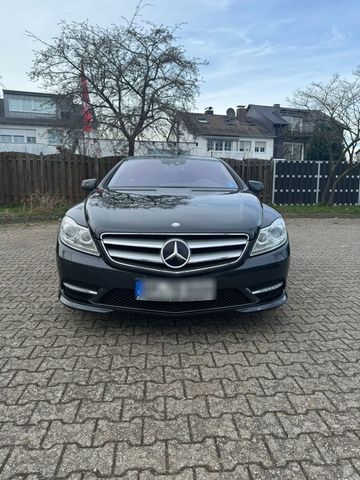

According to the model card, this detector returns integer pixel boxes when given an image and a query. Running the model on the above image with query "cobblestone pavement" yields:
[0,218,360,479]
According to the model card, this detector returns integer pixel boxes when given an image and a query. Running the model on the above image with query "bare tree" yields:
[28,4,205,156]
[290,70,360,204]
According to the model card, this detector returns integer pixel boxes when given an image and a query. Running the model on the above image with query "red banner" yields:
[81,70,93,133]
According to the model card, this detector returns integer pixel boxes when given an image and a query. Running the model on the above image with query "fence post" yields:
[272,159,277,204]
[315,161,321,204]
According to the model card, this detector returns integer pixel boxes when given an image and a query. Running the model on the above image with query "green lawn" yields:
[0,205,67,219]
[272,204,360,215]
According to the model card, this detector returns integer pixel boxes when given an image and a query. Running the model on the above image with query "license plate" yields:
[135,278,216,302]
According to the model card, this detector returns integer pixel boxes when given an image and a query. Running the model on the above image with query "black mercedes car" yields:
[57,156,290,315]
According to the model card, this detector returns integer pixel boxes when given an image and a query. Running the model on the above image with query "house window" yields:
[48,130,64,145]
[207,139,232,151]
[214,140,223,151]
[8,96,56,115]
[0,129,36,144]
[224,141,232,151]
[239,141,251,152]
[8,98,22,112]
[254,141,266,153]
[283,115,303,133]
[283,142,303,161]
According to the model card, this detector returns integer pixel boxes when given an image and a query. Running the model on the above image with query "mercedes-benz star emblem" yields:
[161,239,190,269]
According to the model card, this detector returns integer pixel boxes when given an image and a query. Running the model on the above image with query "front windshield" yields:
[107,157,240,189]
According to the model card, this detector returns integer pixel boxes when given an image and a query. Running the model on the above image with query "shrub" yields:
[22,192,69,213]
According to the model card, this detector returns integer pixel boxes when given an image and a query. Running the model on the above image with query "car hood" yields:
[83,188,263,239]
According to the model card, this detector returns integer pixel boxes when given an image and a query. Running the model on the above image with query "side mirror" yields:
[248,180,264,193]
[81,178,98,191]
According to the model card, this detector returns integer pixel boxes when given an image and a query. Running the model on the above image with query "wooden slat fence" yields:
[0,152,273,206]
[0,152,121,205]
[221,157,273,204]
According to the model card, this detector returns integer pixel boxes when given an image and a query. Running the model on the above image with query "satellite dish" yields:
[226,108,235,121]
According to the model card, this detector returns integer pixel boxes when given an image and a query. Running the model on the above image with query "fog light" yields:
[63,282,98,296]
[251,282,283,295]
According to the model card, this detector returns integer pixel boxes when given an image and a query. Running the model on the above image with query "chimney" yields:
[236,105,247,122]
[205,106,214,115]
[226,107,236,121]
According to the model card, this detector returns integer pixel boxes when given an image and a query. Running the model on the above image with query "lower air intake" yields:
[95,288,251,313]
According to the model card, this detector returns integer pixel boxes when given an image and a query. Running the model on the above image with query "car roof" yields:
[123,155,222,162]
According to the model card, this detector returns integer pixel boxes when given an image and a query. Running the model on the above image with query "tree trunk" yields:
[328,177,341,205]
[128,139,135,156]
[320,171,335,203]
[320,160,340,204]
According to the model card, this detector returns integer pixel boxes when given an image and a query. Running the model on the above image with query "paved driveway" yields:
[0,218,360,480]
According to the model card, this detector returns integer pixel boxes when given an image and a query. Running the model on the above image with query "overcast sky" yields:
[0,0,359,113]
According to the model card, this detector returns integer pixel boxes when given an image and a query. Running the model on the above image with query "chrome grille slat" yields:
[101,233,249,273]
[189,250,243,264]
[103,238,163,248]
[107,249,162,263]
[188,239,247,249]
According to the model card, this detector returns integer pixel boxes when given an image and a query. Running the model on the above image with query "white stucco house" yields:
[135,106,274,160]
[0,89,79,154]
[0,89,134,158]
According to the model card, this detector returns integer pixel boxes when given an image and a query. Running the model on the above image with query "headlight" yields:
[251,217,287,256]
[59,216,99,256]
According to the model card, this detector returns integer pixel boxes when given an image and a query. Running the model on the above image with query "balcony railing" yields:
[285,124,313,135]
[209,150,270,160]
[0,142,58,155]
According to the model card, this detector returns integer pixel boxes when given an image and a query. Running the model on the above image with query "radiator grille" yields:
[101,233,248,273]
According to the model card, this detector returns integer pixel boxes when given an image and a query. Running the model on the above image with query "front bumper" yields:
[57,241,290,316]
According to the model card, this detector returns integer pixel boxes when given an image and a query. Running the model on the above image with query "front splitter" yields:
[59,291,287,317]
